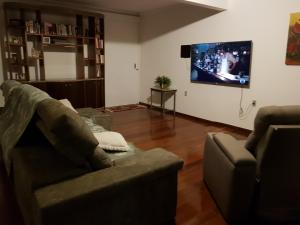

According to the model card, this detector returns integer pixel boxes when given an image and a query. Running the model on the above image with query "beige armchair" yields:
[203,106,300,224]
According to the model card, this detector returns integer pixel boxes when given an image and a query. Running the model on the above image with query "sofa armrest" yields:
[203,133,256,223]
[213,133,256,166]
[33,148,183,225]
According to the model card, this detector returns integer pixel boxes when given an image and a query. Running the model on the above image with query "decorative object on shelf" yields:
[9,36,23,45]
[42,36,51,44]
[154,75,171,89]
[10,53,18,64]
[286,12,300,65]
[31,48,41,58]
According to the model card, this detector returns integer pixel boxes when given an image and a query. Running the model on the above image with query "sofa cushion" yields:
[12,144,91,191]
[36,99,99,167]
[94,131,130,152]
[245,105,300,155]
[36,120,87,167]
[88,146,113,170]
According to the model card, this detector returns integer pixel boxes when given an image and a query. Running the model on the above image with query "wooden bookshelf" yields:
[1,2,105,108]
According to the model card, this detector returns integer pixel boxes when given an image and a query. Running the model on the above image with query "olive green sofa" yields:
[0,81,183,225]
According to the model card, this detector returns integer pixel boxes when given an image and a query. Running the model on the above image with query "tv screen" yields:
[190,41,252,87]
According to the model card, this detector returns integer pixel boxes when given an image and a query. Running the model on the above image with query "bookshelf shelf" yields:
[43,44,79,47]
[25,33,41,36]
[1,2,106,108]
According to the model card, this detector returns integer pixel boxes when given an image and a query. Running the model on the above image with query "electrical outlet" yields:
[184,91,187,96]
[252,100,256,106]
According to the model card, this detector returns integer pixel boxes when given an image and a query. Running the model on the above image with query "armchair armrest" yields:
[203,133,256,223]
[213,133,256,166]
[33,148,183,225]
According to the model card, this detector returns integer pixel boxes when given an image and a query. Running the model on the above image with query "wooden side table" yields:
[150,87,177,116]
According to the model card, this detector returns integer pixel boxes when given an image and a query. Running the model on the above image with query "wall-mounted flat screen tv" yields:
[190,41,252,87]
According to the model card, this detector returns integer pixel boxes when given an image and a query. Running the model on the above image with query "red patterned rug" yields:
[105,104,147,112]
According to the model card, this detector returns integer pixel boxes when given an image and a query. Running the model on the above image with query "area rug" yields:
[105,104,147,112]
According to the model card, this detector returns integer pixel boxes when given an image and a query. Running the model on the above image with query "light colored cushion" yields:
[94,131,130,152]
[59,99,77,113]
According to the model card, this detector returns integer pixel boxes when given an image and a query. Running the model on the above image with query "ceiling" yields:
[38,0,226,16]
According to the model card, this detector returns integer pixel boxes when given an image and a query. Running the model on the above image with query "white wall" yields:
[140,0,300,130]
[105,13,141,107]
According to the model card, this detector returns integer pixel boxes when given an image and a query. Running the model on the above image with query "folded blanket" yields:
[0,80,21,101]
[0,82,50,174]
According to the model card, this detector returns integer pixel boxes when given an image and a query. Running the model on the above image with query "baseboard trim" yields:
[139,102,251,135]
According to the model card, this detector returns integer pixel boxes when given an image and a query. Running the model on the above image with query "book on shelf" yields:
[84,66,88,79]
[43,22,53,35]
[95,37,104,49]
[26,20,40,34]
[95,37,99,48]
[100,54,104,64]
[83,44,88,58]
[96,54,104,64]
[96,65,101,77]
[95,19,100,34]
[43,22,76,36]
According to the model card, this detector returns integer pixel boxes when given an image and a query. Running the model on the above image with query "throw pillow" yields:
[36,120,90,167]
[36,99,99,167]
[88,146,113,170]
[94,131,130,152]
[59,99,77,113]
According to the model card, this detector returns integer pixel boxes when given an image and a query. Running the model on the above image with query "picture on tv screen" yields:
[190,41,252,87]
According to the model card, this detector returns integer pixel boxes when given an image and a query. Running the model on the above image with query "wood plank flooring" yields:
[0,108,250,225]
[112,109,249,225]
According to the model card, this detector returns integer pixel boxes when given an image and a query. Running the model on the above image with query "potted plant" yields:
[154,75,171,89]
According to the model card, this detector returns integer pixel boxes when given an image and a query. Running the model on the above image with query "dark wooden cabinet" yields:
[84,79,105,108]
[28,82,47,92]
[46,81,85,108]
[29,79,104,108]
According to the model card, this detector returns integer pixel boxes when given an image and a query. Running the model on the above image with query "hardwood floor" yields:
[112,109,249,225]
[0,108,250,225]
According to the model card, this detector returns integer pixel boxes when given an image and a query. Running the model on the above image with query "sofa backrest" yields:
[245,105,300,155]
[254,125,300,219]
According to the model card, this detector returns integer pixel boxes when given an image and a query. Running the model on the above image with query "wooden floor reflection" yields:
[112,109,249,225]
